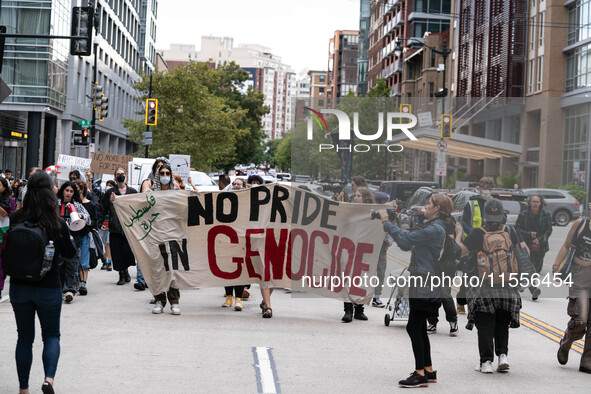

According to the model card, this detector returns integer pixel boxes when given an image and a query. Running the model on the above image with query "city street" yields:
[0,224,589,393]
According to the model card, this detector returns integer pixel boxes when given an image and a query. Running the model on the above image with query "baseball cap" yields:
[483,198,504,222]
[374,192,389,201]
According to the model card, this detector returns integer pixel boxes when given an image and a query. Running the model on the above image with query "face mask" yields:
[160,176,171,185]
[116,174,125,183]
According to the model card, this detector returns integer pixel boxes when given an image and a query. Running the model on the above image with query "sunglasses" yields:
[159,171,171,176]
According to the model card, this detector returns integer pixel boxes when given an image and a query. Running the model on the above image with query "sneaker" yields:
[427,323,437,334]
[100,262,107,270]
[372,298,385,308]
[152,301,163,314]
[497,354,510,372]
[79,282,88,296]
[457,304,466,314]
[64,292,74,303]
[134,282,146,291]
[531,288,541,301]
[234,297,243,311]
[398,371,429,388]
[222,295,233,307]
[425,370,437,383]
[171,304,181,315]
[449,321,458,336]
[476,360,494,373]
[242,289,250,300]
[106,261,113,271]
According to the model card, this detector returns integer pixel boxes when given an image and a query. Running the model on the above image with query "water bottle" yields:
[41,241,55,277]
[44,240,55,263]
[477,251,486,267]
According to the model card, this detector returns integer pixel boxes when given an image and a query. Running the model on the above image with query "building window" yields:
[566,43,591,91]
[429,82,434,101]
[563,104,590,185]
[536,55,543,91]
[529,16,536,51]
[538,11,545,47]
[528,59,534,93]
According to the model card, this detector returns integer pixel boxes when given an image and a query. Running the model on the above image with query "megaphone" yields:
[66,203,86,232]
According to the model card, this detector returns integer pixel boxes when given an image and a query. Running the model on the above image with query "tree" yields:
[122,61,268,171]
[368,78,390,98]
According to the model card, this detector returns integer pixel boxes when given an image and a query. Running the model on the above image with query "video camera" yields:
[369,208,397,221]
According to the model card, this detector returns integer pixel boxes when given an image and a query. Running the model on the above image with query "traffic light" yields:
[70,7,94,56]
[82,128,89,145]
[441,114,452,139]
[99,94,108,121]
[145,99,158,126]
[93,83,103,109]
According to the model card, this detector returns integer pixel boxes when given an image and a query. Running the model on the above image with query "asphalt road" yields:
[0,223,589,393]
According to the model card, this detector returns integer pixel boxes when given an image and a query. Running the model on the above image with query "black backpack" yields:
[2,221,50,281]
[437,221,462,275]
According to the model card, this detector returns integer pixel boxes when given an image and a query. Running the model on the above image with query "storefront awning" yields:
[390,127,521,160]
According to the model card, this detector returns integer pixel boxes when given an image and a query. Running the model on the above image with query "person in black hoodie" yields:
[8,172,76,394]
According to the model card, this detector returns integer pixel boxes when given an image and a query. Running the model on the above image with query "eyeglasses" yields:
[159,171,171,176]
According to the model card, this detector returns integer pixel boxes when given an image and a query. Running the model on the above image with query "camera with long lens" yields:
[370,208,397,221]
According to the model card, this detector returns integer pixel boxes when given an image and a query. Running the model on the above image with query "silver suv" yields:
[522,188,581,226]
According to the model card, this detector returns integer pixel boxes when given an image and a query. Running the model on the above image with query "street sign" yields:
[435,160,447,176]
[78,120,92,127]
[437,139,448,151]
[437,150,446,163]
[417,112,433,128]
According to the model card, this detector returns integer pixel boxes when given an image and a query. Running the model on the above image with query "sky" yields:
[156,0,361,73]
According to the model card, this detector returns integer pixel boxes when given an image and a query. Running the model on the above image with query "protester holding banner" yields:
[140,157,169,192]
[380,193,449,388]
[8,172,77,394]
[340,187,376,323]
[99,168,138,286]
[149,164,182,315]
[57,181,91,302]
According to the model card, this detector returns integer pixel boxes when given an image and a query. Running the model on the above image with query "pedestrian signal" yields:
[145,99,158,126]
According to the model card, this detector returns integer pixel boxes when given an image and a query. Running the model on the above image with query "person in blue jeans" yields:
[8,172,76,394]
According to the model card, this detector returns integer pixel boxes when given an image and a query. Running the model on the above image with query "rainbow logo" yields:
[304,107,328,131]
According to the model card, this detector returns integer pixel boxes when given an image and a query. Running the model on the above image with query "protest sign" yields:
[56,154,92,181]
[169,154,191,183]
[90,151,134,174]
[113,184,384,304]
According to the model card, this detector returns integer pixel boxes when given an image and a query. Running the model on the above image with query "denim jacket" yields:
[383,218,445,275]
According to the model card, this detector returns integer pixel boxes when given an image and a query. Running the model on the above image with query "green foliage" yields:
[274,132,292,171]
[367,78,390,98]
[443,170,467,189]
[497,172,521,189]
[122,61,268,171]
[544,183,587,203]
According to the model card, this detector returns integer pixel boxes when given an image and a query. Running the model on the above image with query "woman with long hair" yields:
[380,193,451,387]
[8,172,76,394]
[57,181,90,303]
[75,180,98,295]
[0,176,12,297]
[341,187,375,323]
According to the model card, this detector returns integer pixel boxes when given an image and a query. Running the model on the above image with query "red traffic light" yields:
[82,129,88,137]
[148,101,156,109]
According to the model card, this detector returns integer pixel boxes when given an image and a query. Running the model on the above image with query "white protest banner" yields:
[113,184,384,304]
[169,154,191,183]
[56,154,92,181]
[90,151,134,174]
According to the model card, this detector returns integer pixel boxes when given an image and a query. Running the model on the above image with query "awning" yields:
[516,161,539,168]
[389,127,522,160]
[404,47,424,62]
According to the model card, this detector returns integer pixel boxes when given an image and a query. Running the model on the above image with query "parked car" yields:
[380,180,439,204]
[502,200,528,225]
[187,171,219,192]
[522,188,581,226]
[276,172,291,181]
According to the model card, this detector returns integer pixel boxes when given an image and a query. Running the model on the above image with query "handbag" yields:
[509,227,536,277]
[557,219,587,278]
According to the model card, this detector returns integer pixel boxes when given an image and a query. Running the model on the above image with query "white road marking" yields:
[253,346,280,393]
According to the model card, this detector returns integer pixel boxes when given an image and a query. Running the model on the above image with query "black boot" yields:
[354,305,368,320]
[124,269,131,283]
[342,302,353,323]
[116,271,125,285]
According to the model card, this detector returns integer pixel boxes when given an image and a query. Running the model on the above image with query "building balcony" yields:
[391,83,401,96]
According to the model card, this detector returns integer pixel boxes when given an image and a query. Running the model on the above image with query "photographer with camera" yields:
[378,193,451,388]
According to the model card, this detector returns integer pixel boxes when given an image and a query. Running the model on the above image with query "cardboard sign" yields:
[56,154,92,181]
[90,151,134,175]
[169,154,191,182]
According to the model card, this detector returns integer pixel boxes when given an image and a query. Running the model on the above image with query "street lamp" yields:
[394,36,451,187]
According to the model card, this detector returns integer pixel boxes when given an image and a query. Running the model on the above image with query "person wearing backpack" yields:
[5,172,76,394]
[379,192,450,388]
[553,218,591,374]
[455,198,522,374]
